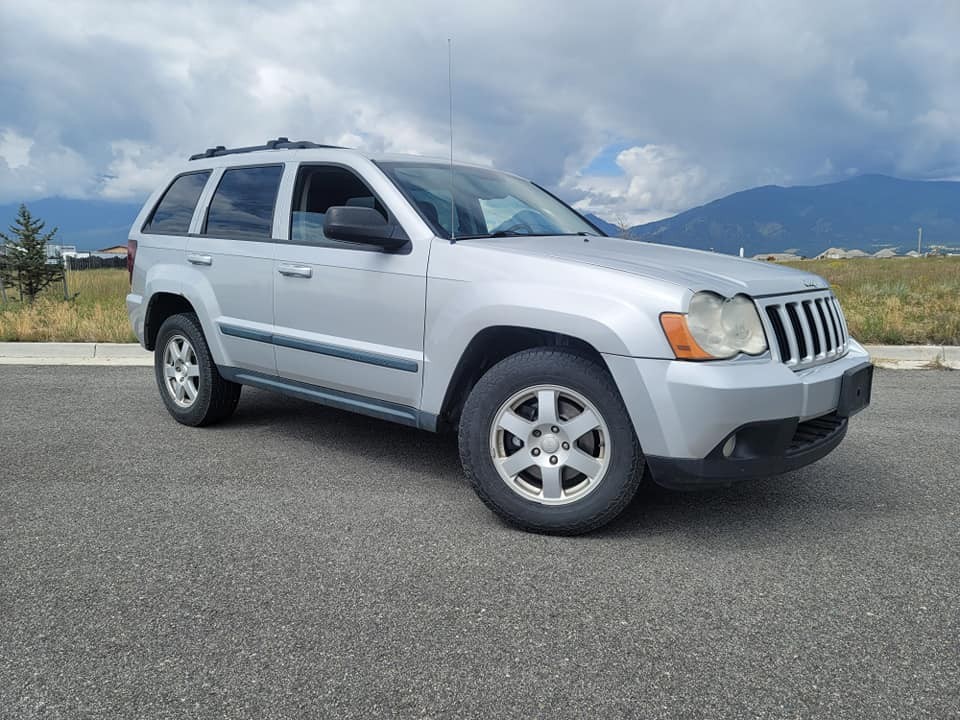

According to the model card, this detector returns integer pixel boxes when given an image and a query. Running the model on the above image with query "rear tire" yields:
[154,313,241,427]
[459,348,643,535]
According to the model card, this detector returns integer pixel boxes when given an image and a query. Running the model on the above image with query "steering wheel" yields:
[492,220,535,235]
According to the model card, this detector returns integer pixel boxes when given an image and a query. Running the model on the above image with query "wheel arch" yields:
[433,325,611,431]
[143,293,197,350]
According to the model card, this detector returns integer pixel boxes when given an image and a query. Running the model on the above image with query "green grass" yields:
[0,268,135,342]
[1,257,958,344]
[782,256,960,345]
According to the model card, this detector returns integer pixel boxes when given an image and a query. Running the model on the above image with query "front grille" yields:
[759,291,849,369]
[786,413,846,456]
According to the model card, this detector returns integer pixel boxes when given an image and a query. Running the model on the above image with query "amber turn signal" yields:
[659,313,714,360]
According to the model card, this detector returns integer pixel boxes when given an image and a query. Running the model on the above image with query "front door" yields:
[272,162,428,410]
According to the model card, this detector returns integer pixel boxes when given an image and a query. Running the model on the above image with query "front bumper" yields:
[645,411,849,489]
[602,340,873,489]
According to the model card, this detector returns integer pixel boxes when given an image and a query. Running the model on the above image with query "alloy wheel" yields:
[163,334,200,408]
[489,384,610,506]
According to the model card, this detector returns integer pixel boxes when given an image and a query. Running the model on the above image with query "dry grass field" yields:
[784,256,960,346]
[1,257,958,344]
[0,268,135,342]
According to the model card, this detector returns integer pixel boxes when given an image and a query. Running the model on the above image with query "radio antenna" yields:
[448,37,456,242]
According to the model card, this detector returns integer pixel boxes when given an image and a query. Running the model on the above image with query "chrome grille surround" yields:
[755,290,850,369]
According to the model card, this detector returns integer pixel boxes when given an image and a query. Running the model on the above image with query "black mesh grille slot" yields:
[802,301,822,356]
[786,413,846,455]
[814,299,833,351]
[785,303,807,359]
[826,297,843,345]
[766,306,790,362]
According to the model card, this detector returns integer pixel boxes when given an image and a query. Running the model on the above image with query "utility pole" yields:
[62,254,70,300]
[918,227,923,254]
[0,247,6,303]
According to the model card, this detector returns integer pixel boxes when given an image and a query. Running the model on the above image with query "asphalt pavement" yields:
[1,366,958,719]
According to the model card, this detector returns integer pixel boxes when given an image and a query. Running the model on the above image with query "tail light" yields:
[127,239,137,284]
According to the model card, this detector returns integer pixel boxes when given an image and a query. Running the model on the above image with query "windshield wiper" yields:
[456,231,556,240]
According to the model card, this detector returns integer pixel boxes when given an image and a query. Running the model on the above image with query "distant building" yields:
[96,245,128,255]
[816,246,913,259]
[44,243,77,258]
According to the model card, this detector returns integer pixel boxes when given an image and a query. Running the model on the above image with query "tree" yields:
[613,213,634,240]
[0,204,64,303]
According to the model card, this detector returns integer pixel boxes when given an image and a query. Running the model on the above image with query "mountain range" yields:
[586,174,960,256]
[3,174,960,256]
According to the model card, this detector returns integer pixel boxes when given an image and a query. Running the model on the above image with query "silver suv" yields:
[127,138,873,534]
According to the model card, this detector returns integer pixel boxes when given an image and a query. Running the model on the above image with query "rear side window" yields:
[143,171,210,235]
[204,165,283,239]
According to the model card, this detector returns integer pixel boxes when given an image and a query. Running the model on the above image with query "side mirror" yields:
[323,206,408,251]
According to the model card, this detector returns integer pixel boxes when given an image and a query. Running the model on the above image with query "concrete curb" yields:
[863,344,957,369]
[0,341,956,369]
[0,342,152,366]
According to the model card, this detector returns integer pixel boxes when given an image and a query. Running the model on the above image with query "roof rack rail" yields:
[188,137,344,161]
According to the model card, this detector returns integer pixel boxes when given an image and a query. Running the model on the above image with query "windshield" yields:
[377,162,602,240]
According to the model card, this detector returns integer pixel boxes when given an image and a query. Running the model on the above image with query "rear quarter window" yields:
[143,171,211,235]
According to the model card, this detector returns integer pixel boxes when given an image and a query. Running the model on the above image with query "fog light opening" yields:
[722,434,737,458]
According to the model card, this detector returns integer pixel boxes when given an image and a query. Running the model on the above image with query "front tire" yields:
[459,348,644,535]
[154,313,241,427]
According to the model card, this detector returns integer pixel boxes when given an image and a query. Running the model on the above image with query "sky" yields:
[1,0,959,225]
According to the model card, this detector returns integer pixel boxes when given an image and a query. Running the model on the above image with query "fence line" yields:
[64,256,127,271]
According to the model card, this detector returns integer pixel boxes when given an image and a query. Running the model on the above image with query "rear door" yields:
[186,164,284,376]
[272,161,428,411]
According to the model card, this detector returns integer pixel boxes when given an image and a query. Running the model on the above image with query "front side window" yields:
[204,165,283,239]
[143,171,210,235]
[378,162,599,240]
[290,165,387,246]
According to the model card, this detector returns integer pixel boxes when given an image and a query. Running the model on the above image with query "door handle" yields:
[187,254,213,266]
[278,264,313,278]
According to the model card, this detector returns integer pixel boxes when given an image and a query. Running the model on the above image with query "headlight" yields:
[660,291,768,360]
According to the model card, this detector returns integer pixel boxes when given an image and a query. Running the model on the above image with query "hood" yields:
[459,235,828,297]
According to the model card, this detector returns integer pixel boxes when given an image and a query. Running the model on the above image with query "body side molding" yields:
[218,323,419,373]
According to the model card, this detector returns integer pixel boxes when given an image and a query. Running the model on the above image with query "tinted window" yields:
[205,165,283,239]
[290,165,387,247]
[143,171,210,234]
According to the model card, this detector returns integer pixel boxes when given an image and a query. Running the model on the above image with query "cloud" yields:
[569,144,716,225]
[0,127,92,201]
[97,141,185,200]
[1,0,960,222]
[0,129,33,169]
